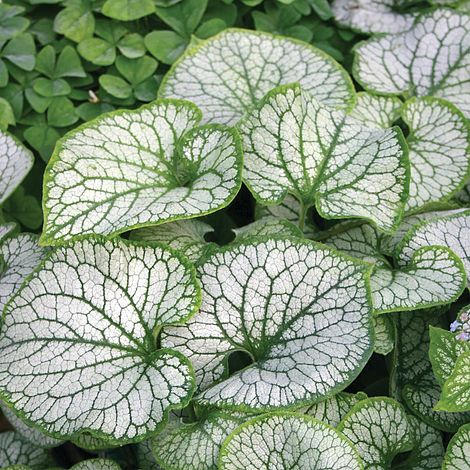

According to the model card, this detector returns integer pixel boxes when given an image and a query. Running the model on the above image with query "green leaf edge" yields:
[373,245,467,315]
[351,8,470,100]
[0,130,34,202]
[236,82,410,234]
[39,98,244,246]
[158,27,357,114]
[401,96,470,215]
[442,422,470,470]
[189,235,375,413]
[0,235,202,446]
[337,396,414,465]
[218,411,365,469]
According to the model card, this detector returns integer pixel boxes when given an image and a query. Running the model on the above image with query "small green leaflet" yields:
[131,219,216,263]
[442,423,470,470]
[153,411,246,470]
[436,350,470,412]
[71,432,116,452]
[1,404,62,448]
[332,0,416,34]
[219,412,363,469]
[0,234,49,316]
[429,324,470,385]
[163,238,373,410]
[0,237,200,443]
[300,391,367,427]
[41,99,243,244]
[398,208,470,288]
[69,459,122,470]
[373,315,394,355]
[0,431,50,469]
[394,415,444,470]
[159,28,355,125]
[348,92,402,129]
[232,218,302,242]
[338,397,413,469]
[402,98,470,212]
[391,310,470,432]
[0,131,33,205]
[354,9,470,118]
[323,222,465,313]
[239,84,408,233]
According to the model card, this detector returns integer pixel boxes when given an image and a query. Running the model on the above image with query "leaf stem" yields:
[298,202,308,232]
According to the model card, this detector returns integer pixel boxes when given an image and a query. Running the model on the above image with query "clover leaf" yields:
[219,412,363,469]
[0,237,200,443]
[354,9,470,118]
[41,99,242,244]
[239,84,408,232]
[159,28,355,125]
[442,423,470,470]
[0,131,33,205]
[163,237,373,411]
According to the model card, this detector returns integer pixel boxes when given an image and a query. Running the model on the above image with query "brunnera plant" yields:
[0,4,469,469]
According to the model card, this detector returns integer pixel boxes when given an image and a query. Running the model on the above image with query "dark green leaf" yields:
[33,77,71,97]
[99,74,132,99]
[77,37,115,66]
[115,55,157,86]
[102,0,156,20]
[0,97,15,130]
[53,0,95,43]
[117,33,146,58]
[3,33,36,71]
[24,125,61,162]
[47,96,78,127]
[145,30,187,64]
[55,46,86,78]
[155,0,208,37]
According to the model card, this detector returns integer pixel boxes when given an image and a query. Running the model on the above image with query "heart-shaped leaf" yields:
[402,97,470,212]
[371,246,465,313]
[338,397,414,469]
[332,0,416,34]
[300,391,367,427]
[159,29,355,125]
[0,233,49,315]
[353,9,470,118]
[153,411,246,470]
[442,423,470,470]
[391,309,470,431]
[393,415,444,470]
[41,99,243,244]
[0,131,33,205]
[219,412,363,469]
[163,237,373,411]
[131,220,215,263]
[348,92,402,129]
[323,222,465,313]
[0,431,50,469]
[239,84,408,233]
[398,208,470,287]
[0,237,200,443]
